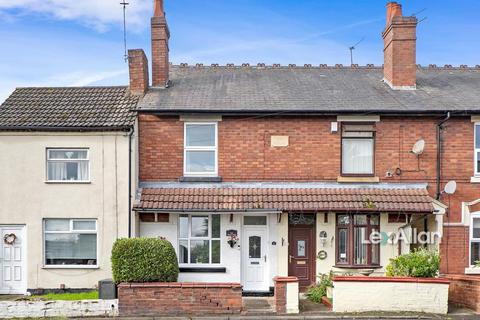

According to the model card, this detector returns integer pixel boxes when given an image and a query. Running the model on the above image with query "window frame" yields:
[46,148,90,183]
[43,218,98,269]
[178,214,221,266]
[470,212,480,267]
[335,213,381,268]
[475,123,480,176]
[183,122,218,177]
[340,123,376,177]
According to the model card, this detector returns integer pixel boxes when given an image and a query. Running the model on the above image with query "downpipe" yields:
[436,112,451,200]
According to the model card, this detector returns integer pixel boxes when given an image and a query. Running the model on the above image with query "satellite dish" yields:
[412,139,425,155]
[444,181,457,195]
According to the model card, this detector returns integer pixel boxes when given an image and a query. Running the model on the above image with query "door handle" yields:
[289,255,293,263]
[264,255,267,262]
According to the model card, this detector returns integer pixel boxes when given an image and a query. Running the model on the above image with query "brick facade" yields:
[138,114,479,275]
[445,274,480,312]
[118,282,242,316]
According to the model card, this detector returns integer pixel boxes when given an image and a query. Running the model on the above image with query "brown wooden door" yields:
[288,224,315,289]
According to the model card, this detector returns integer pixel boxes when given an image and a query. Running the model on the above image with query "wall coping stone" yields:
[333,276,450,284]
[118,282,242,288]
[273,276,299,283]
[444,274,480,283]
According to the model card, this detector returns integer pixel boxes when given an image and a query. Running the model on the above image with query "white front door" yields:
[242,226,268,292]
[0,226,26,294]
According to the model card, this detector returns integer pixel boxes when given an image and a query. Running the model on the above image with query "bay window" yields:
[184,123,217,176]
[475,124,480,175]
[341,124,375,175]
[336,213,380,267]
[47,149,89,182]
[178,214,221,265]
[44,219,97,266]
[470,213,480,266]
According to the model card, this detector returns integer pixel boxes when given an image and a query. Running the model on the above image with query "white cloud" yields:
[0,0,150,32]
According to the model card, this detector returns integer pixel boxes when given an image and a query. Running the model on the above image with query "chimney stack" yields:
[382,2,418,90]
[151,0,170,87]
[128,49,149,95]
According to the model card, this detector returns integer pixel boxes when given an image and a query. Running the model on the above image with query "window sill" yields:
[470,176,480,183]
[42,265,99,270]
[465,267,480,275]
[334,265,382,269]
[179,267,226,273]
[45,181,92,184]
[179,176,222,183]
[337,176,380,183]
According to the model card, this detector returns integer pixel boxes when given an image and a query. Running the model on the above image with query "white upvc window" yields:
[184,123,218,176]
[475,124,480,176]
[470,213,480,267]
[341,124,375,176]
[46,149,89,182]
[178,214,221,265]
[43,219,97,267]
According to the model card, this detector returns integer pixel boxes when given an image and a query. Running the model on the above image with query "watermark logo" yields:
[365,229,441,245]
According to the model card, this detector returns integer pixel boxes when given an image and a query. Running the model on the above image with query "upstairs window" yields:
[184,123,217,176]
[47,149,89,182]
[341,124,375,176]
[475,124,480,176]
[471,213,480,266]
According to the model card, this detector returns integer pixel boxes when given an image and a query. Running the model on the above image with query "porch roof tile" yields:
[135,187,434,213]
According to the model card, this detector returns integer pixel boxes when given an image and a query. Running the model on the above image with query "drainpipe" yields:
[128,127,134,238]
[436,112,451,200]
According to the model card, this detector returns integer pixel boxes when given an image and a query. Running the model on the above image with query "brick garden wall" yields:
[138,114,479,274]
[445,274,480,312]
[118,282,242,316]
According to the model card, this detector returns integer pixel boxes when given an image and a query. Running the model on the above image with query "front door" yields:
[242,226,268,292]
[0,226,26,294]
[288,216,315,289]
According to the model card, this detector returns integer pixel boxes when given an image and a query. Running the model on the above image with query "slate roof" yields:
[0,87,138,130]
[135,187,434,213]
[139,65,480,114]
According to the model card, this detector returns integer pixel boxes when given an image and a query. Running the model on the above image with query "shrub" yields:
[386,248,440,278]
[306,271,333,303]
[111,238,179,283]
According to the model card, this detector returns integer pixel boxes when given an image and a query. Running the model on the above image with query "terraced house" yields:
[0,87,138,294]
[128,0,480,310]
[0,0,479,313]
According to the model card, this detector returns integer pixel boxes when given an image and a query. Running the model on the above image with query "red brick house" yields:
[129,0,480,310]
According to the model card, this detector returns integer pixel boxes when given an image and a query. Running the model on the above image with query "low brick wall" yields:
[118,282,242,316]
[332,276,450,314]
[273,276,299,314]
[0,299,118,318]
[445,274,480,312]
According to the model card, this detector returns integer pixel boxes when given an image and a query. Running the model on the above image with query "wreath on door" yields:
[3,233,16,245]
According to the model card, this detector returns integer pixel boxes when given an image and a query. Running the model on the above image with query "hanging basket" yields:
[3,233,16,245]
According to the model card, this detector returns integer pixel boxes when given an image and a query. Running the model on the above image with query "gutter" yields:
[436,112,451,199]
[0,126,132,132]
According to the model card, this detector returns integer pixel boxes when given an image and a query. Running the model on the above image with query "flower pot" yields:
[227,240,236,248]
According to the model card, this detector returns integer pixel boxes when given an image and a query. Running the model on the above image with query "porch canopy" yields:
[134,183,434,214]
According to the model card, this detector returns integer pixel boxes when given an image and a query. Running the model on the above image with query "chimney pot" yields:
[153,0,164,17]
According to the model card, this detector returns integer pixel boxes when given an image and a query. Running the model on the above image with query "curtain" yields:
[48,162,67,180]
[342,139,373,174]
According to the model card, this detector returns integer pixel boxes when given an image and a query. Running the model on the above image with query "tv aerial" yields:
[349,37,364,65]
[120,1,130,62]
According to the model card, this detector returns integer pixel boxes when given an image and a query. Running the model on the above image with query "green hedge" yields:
[111,238,179,283]
[386,248,440,278]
